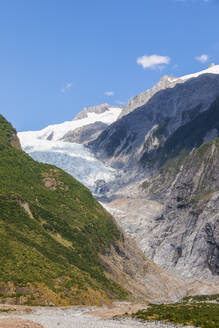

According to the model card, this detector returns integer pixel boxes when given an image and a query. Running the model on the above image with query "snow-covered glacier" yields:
[24,106,122,141]
[18,105,122,192]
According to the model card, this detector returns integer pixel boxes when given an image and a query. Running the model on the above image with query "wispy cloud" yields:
[61,82,72,93]
[195,54,209,63]
[137,54,170,70]
[104,91,114,96]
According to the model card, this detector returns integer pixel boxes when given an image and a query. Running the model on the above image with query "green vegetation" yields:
[0,114,129,305]
[0,115,18,149]
[183,294,219,303]
[131,302,219,328]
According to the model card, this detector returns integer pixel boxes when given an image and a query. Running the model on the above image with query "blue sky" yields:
[0,0,219,131]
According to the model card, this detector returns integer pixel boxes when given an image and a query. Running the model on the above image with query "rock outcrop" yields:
[61,121,107,144]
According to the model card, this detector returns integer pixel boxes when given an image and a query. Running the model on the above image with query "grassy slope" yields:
[0,115,129,305]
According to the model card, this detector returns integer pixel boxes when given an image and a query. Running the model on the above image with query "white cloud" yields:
[104,91,114,96]
[137,54,170,70]
[195,54,209,63]
[61,82,72,93]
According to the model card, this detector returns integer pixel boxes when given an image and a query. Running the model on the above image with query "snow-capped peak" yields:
[19,105,122,142]
[119,64,219,119]
[174,64,219,82]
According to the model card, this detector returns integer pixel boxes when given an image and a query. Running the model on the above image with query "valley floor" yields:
[0,305,198,328]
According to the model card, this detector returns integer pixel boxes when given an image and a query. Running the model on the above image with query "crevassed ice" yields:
[18,107,121,191]
[18,136,116,191]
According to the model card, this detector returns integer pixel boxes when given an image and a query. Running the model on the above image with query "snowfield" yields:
[21,107,122,142]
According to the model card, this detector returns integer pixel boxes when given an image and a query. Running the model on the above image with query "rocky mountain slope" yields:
[105,137,219,283]
[0,114,192,306]
[142,138,219,281]
[88,66,219,283]
[119,63,219,119]
[90,68,219,171]
[119,75,176,119]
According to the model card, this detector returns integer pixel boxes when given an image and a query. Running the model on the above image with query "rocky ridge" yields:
[89,66,219,283]
[119,63,219,119]
[119,75,176,119]
[89,72,219,171]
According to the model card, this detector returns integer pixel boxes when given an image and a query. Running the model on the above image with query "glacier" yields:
[18,106,122,192]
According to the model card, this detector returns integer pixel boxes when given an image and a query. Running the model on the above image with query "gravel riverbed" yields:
[0,307,198,328]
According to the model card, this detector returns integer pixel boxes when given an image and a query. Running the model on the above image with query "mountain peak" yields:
[74,103,112,121]
[119,65,219,119]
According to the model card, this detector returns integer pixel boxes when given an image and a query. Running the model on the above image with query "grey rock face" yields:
[61,121,107,144]
[146,140,219,281]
